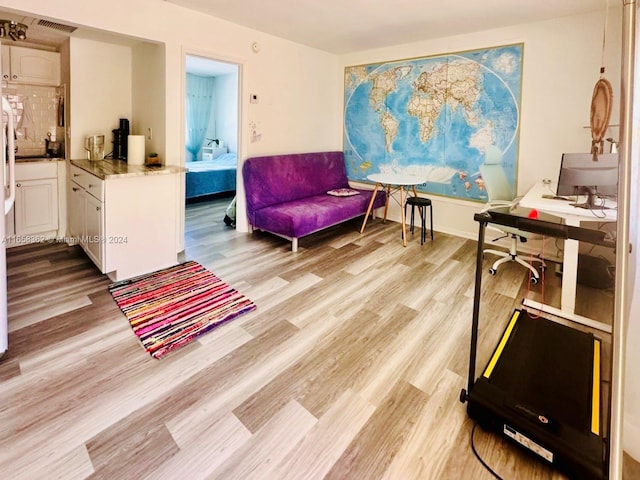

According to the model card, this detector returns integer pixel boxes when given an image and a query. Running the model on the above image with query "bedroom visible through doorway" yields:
[184,55,239,214]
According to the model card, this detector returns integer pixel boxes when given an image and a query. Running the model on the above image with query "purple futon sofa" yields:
[243,151,386,252]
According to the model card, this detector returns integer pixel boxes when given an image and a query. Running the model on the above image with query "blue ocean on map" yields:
[343,44,523,202]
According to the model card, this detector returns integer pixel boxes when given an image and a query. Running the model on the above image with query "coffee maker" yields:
[112,118,129,160]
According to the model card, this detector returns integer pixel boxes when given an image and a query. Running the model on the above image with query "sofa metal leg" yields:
[292,238,298,252]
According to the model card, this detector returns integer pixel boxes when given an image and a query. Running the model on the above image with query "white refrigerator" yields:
[0,45,16,358]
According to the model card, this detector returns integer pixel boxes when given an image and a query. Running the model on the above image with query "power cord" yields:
[588,196,608,219]
[471,423,505,480]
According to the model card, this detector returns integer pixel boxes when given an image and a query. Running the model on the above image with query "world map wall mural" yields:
[343,43,523,202]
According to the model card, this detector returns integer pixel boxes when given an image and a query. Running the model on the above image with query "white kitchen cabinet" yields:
[11,162,59,239]
[14,178,59,236]
[69,165,105,272]
[67,182,83,239]
[68,160,179,281]
[1,45,9,82]
[84,193,104,268]
[6,46,60,86]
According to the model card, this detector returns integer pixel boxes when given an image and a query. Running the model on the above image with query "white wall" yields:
[69,37,132,160]
[624,6,640,461]
[340,9,623,239]
[0,0,342,233]
[132,41,165,159]
[199,71,239,156]
[625,145,640,461]
[204,79,217,155]
[214,72,239,154]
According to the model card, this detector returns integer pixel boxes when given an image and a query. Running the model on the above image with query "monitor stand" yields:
[570,187,612,210]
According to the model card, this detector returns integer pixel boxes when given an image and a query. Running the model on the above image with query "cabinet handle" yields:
[73,173,81,177]
[88,184,94,188]
[72,187,79,192]
[11,74,17,79]
[2,74,7,79]
[96,206,100,211]
[16,183,20,187]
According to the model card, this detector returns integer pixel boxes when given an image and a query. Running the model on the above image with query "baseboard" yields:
[624,416,640,461]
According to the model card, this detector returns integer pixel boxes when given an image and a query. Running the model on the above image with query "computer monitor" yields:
[556,152,618,209]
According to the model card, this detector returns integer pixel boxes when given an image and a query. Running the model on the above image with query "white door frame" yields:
[180,47,249,244]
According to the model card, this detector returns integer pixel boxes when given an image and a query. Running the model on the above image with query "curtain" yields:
[185,73,215,162]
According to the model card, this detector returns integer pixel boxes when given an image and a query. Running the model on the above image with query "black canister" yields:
[112,128,127,160]
[119,118,130,160]
[119,118,130,134]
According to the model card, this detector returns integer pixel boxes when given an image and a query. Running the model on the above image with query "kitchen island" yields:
[68,159,185,281]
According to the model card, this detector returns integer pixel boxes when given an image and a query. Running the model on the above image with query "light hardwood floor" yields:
[0,195,637,480]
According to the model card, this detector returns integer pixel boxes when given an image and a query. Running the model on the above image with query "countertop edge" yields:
[70,159,186,179]
[16,157,66,163]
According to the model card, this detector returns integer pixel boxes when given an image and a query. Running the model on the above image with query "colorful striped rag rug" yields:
[109,261,256,359]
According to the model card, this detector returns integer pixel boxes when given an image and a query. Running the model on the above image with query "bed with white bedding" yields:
[185,152,237,200]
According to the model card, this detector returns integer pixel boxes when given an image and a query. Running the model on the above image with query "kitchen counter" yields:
[16,156,65,163]
[70,158,186,180]
[68,158,182,281]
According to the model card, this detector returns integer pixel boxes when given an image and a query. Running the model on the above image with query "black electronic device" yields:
[556,152,618,210]
[466,309,606,480]
[461,209,613,480]
[111,118,130,161]
[112,128,126,160]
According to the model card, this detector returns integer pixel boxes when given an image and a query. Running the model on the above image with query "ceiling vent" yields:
[37,19,77,33]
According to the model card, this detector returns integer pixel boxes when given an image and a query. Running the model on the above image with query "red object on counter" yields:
[527,209,539,219]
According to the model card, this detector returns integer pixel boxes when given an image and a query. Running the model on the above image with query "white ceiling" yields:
[0,1,609,54]
[186,55,238,76]
[0,10,145,49]
[0,12,72,48]
[164,0,607,54]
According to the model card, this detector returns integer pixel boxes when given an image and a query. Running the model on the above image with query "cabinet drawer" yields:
[70,165,104,201]
[16,162,57,181]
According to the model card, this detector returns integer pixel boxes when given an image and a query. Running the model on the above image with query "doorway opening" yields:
[184,54,239,227]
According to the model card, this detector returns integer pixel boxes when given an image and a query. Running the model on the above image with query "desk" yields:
[360,172,427,247]
[519,181,616,333]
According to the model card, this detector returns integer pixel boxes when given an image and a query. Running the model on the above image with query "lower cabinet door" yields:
[14,178,58,236]
[84,193,104,271]
[68,182,84,240]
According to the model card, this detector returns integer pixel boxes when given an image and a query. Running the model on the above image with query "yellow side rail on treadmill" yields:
[592,339,601,435]
[483,310,520,378]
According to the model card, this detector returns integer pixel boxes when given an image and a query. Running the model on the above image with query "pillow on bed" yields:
[327,188,360,197]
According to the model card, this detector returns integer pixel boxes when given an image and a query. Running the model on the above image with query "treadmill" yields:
[460,208,615,480]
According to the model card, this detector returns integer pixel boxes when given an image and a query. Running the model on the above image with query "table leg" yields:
[521,216,611,333]
[360,182,381,234]
[383,185,391,222]
[561,237,579,314]
[400,186,407,247]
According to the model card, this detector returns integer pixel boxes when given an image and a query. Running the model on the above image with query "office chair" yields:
[480,146,545,283]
